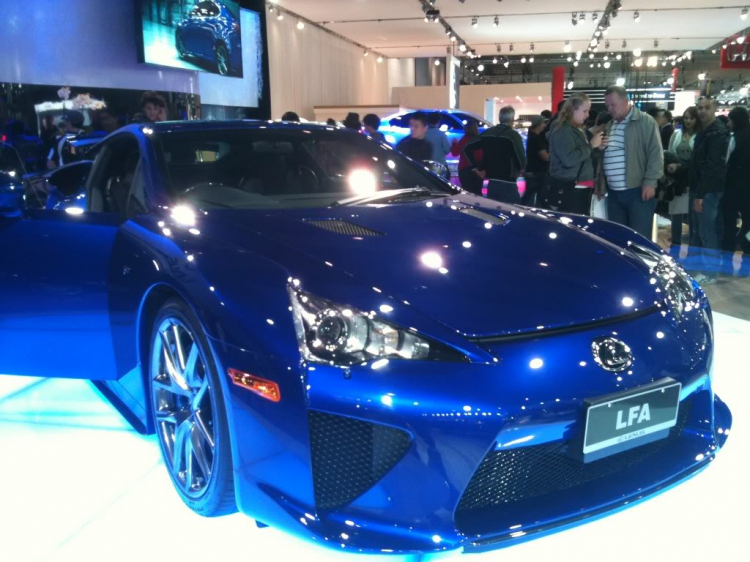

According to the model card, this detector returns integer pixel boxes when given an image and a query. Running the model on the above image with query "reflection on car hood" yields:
[211,196,658,338]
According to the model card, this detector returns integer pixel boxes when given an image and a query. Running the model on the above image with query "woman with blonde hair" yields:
[548,93,607,214]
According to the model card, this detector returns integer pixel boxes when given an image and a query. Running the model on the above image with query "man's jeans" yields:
[689,192,725,278]
[606,187,658,239]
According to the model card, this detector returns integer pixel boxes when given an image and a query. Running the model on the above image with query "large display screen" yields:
[139,0,244,78]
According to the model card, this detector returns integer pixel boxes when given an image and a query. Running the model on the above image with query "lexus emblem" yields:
[591,337,633,372]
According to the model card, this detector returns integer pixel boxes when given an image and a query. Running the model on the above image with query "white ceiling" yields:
[270,0,747,57]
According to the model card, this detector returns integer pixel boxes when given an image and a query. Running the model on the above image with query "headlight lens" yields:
[629,244,698,318]
[289,287,466,365]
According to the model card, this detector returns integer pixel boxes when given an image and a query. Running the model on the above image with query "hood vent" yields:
[459,207,509,226]
[303,219,385,237]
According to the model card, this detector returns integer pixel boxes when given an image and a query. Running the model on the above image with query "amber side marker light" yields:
[228,369,281,402]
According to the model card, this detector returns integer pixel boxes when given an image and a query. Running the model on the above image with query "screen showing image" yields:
[140,0,244,78]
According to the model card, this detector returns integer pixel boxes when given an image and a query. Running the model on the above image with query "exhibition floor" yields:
[0,311,745,562]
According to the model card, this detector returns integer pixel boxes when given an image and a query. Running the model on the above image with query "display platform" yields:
[0,312,746,562]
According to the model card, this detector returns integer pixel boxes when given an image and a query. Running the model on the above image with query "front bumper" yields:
[220,304,731,554]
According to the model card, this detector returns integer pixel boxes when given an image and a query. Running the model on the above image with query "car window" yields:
[389,113,415,128]
[436,113,461,131]
[452,112,493,129]
[154,129,456,210]
[87,136,142,215]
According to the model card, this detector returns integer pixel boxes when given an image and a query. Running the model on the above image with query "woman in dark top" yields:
[548,93,606,214]
[451,120,484,195]
[723,106,750,254]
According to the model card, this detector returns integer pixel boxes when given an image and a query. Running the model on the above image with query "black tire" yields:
[215,43,230,76]
[148,298,236,516]
[176,32,187,59]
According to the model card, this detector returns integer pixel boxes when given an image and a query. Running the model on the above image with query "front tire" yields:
[148,298,236,516]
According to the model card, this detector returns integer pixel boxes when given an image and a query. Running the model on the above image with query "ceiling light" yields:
[616,54,622,60]
[567,81,575,90]
[595,31,601,37]
[668,77,675,85]
[503,60,509,68]
[662,61,667,66]
[589,53,595,59]
[574,61,579,67]
[567,56,572,62]
[472,17,478,28]
[364,50,369,57]
[654,39,659,48]
[530,43,535,53]
[633,48,642,57]
[616,77,626,86]
[564,41,572,52]
[377,55,383,63]
[493,57,498,64]
[478,64,485,71]
[647,56,658,67]
[529,57,534,63]
[743,8,749,20]
[712,49,717,54]
[622,40,627,49]
[268,5,275,13]
[277,13,284,21]
[604,61,611,68]
[698,73,706,80]
[590,63,594,68]
[521,57,527,63]
[634,11,640,23]
[580,13,586,22]
[634,58,643,67]
[459,43,467,52]
[494,16,499,27]
[572,12,578,26]
[605,40,610,49]
[435,59,441,66]
[296,20,305,30]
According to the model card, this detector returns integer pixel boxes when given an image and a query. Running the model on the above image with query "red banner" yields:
[552,67,565,114]
[720,41,750,69]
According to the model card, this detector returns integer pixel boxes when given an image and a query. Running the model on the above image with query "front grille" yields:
[457,397,694,514]
[303,220,384,237]
[308,411,411,511]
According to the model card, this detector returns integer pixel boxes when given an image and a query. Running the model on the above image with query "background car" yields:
[379,109,493,147]
[175,1,242,76]
[0,121,732,555]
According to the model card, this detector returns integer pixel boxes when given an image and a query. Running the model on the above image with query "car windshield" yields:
[153,128,457,209]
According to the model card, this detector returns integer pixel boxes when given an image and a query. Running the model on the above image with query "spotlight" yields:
[296,20,305,30]
[268,5,275,13]
[590,39,598,47]
[634,11,640,23]
[521,57,527,63]
[568,81,574,89]
[589,53,595,59]
[743,8,749,20]
[662,61,667,66]
[530,43,535,53]
[634,58,643,67]
[712,49,717,54]
[435,59,441,66]
[633,47,642,57]
[529,57,535,63]
[567,56,572,62]
[277,13,284,21]
[605,40,610,49]
[494,16,499,27]
[579,13,585,22]
[493,57,498,64]
[604,61,611,68]
[564,41,572,52]
[574,61,579,67]
[364,50,369,57]
[572,12,578,26]
[503,60,509,68]
[616,54,622,60]
[654,39,659,48]
[496,44,502,53]
[698,73,706,80]
[590,63,594,68]
[377,55,383,63]
[472,17,478,28]
[459,43,467,52]
[509,43,514,52]
[616,77,626,86]
[593,12,599,21]
[478,64,485,71]
[622,40,627,49]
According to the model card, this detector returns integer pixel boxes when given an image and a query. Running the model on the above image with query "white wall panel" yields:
[266,16,389,120]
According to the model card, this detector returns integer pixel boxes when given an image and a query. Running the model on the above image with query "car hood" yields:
[210,196,657,338]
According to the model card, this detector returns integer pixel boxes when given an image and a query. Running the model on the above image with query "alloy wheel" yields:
[151,317,215,498]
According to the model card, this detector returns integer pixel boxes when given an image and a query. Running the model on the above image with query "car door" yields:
[0,134,143,380]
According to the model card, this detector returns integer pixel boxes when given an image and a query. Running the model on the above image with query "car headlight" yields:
[628,243,698,319]
[289,287,467,365]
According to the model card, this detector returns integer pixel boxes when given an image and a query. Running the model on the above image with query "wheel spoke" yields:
[192,377,209,412]
[184,343,201,389]
[194,408,215,450]
[173,419,191,473]
[172,324,187,372]
[155,410,177,425]
[191,422,212,479]
[161,342,189,391]
[184,430,195,493]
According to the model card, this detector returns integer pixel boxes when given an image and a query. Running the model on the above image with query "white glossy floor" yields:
[1,313,747,562]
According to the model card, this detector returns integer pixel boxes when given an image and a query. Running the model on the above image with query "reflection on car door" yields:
[0,137,142,380]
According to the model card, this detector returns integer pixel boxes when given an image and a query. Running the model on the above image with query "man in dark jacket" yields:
[689,97,730,282]
[464,106,525,203]
[396,112,432,162]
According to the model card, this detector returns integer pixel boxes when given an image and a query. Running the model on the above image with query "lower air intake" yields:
[457,397,693,513]
[308,410,411,511]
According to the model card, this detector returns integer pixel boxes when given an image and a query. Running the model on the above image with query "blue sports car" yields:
[176,1,242,77]
[0,121,731,554]
[379,109,493,147]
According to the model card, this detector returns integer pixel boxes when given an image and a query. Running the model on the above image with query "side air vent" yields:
[459,208,508,226]
[308,410,411,511]
[303,220,385,237]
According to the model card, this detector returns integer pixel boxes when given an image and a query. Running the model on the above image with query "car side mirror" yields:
[423,160,450,181]
[48,161,93,197]
[0,172,23,218]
